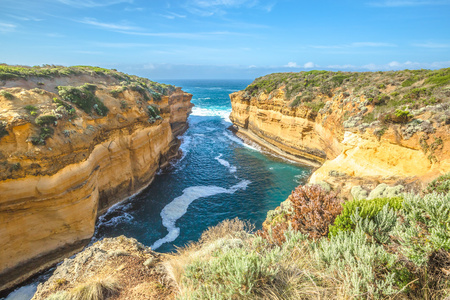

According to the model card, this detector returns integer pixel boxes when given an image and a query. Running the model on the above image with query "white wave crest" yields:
[215,153,237,173]
[191,106,231,122]
[96,201,134,229]
[151,180,251,250]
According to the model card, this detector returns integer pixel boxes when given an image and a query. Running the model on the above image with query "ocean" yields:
[2,79,312,299]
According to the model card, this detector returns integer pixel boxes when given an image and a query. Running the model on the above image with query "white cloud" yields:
[303,62,317,68]
[368,0,450,7]
[284,62,317,68]
[78,18,141,31]
[0,22,16,33]
[285,62,299,68]
[56,0,133,8]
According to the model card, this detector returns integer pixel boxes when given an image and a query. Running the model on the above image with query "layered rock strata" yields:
[0,70,192,292]
[230,76,449,196]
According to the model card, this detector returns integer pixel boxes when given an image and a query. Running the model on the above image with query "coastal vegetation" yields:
[0,64,176,99]
[168,173,450,299]
[244,68,450,119]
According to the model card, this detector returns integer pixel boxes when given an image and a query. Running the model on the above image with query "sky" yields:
[0,0,449,79]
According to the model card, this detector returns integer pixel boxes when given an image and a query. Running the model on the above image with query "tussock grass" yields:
[45,276,120,300]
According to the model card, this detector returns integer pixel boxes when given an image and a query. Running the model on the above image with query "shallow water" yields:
[2,79,312,299]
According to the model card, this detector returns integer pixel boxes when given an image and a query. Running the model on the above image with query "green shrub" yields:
[24,105,38,115]
[424,172,450,195]
[53,98,75,115]
[35,114,57,126]
[147,104,160,118]
[425,68,450,86]
[392,109,413,123]
[57,84,108,116]
[402,77,418,87]
[151,91,162,101]
[316,228,397,297]
[304,101,325,112]
[31,127,54,145]
[0,121,8,139]
[331,74,349,85]
[351,204,398,244]
[0,90,14,100]
[394,192,450,265]
[329,197,403,237]
[183,244,280,299]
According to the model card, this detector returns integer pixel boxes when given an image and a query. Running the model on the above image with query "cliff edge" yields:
[230,69,450,197]
[0,65,193,292]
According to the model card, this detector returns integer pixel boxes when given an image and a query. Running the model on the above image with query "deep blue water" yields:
[94,80,312,252]
[2,80,312,299]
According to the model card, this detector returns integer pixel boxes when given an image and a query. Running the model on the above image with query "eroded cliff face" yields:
[0,71,192,292]
[230,90,341,166]
[230,84,449,197]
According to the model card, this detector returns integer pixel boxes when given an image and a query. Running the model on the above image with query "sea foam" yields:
[151,180,251,250]
[215,153,237,173]
[191,106,231,122]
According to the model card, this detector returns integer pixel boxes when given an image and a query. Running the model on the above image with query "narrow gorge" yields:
[0,66,193,292]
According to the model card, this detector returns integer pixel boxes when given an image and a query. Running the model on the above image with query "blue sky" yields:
[0,0,449,79]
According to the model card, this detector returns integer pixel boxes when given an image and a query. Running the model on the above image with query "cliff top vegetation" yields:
[244,68,450,115]
[0,64,176,96]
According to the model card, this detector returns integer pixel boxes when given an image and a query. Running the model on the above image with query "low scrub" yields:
[424,172,450,195]
[57,84,108,116]
[173,174,450,299]
[0,90,14,100]
[329,196,403,236]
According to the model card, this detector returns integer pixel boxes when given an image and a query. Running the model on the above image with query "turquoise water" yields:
[94,79,312,252]
[2,80,312,299]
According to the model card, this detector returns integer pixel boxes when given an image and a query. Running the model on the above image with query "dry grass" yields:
[45,276,120,300]
[165,218,254,294]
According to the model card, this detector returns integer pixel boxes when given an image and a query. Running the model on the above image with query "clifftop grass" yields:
[0,64,176,98]
[244,68,450,113]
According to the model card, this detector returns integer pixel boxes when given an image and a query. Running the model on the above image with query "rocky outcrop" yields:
[0,67,193,292]
[230,71,450,198]
[32,236,175,300]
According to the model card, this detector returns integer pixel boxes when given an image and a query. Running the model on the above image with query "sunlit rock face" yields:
[0,70,192,292]
[230,84,449,199]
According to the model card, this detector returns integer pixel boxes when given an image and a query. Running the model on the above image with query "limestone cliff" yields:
[0,65,193,292]
[230,69,450,196]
